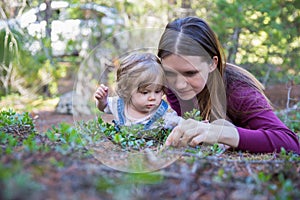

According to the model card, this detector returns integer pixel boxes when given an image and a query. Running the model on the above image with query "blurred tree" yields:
[2,0,298,98]
[0,0,27,95]
[194,0,300,85]
[0,0,53,96]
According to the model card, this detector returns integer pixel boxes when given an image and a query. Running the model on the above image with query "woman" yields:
[157,16,300,154]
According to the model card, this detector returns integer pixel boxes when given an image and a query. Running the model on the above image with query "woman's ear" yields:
[209,56,218,72]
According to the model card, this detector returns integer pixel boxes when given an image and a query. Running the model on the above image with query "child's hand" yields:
[95,84,109,111]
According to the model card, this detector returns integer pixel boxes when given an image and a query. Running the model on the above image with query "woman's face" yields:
[162,54,215,100]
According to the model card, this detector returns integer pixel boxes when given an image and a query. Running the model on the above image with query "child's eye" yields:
[141,91,148,95]
[155,89,162,93]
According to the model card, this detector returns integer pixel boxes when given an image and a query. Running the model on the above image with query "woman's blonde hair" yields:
[116,52,164,102]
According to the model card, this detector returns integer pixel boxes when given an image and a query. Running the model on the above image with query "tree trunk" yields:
[180,0,194,17]
[45,0,52,39]
[227,27,241,64]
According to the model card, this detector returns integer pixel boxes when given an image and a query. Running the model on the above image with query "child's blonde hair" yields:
[116,53,165,102]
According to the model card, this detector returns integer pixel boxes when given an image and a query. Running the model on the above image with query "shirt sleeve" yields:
[227,83,300,154]
[162,106,183,129]
[104,96,119,118]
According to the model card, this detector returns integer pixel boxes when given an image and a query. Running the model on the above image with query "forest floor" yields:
[1,80,300,200]
[2,120,300,200]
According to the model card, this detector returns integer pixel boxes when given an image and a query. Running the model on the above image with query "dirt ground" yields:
[33,111,73,133]
[2,83,300,200]
[33,111,114,133]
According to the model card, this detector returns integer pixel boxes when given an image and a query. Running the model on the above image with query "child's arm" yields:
[94,84,109,111]
[163,108,183,129]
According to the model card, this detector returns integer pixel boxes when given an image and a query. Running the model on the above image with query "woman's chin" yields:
[176,91,197,101]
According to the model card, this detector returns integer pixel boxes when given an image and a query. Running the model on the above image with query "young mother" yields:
[158,16,300,154]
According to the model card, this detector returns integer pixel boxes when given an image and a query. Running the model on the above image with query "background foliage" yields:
[1,0,299,98]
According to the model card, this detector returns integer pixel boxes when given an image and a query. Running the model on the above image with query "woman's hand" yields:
[94,84,109,111]
[165,119,239,148]
[165,119,214,147]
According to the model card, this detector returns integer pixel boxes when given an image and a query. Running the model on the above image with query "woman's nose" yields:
[175,75,187,90]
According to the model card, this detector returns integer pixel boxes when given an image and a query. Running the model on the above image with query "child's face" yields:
[130,84,164,114]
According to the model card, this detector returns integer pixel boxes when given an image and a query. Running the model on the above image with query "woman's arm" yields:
[236,109,300,154]
[228,83,300,154]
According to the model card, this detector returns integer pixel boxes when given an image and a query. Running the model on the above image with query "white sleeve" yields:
[103,97,112,114]
[104,96,120,119]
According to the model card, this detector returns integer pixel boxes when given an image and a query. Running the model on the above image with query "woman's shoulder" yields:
[225,63,266,99]
[226,79,254,96]
[226,78,272,114]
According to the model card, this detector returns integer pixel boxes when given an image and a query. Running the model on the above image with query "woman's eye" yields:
[183,71,198,77]
[164,70,177,77]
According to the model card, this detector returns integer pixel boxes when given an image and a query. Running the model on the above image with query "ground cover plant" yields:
[94,108,201,152]
[1,109,300,200]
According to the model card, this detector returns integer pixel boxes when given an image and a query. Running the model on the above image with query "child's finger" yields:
[100,84,108,91]
[95,90,105,99]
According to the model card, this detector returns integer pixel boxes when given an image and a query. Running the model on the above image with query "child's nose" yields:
[148,93,156,100]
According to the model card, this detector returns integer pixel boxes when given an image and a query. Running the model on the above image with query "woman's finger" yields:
[189,134,205,147]
[180,128,200,145]
[179,119,205,143]
[165,126,184,147]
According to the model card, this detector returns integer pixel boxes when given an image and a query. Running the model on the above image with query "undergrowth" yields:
[0,108,300,199]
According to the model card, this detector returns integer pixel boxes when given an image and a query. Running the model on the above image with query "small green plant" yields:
[278,147,300,161]
[110,125,170,151]
[184,143,225,159]
[210,143,225,154]
[0,109,38,153]
[274,173,294,199]
[0,162,43,200]
[183,108,202,121]
[96,117,171,151]
[44,122,86,155]
[0,109,35,131]
[276,101,300,133]
[287,111,300,133]
[96,172,163,199]
[257,171,272,183]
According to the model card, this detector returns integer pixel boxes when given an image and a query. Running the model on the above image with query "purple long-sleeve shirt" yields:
[166,81,300,154]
